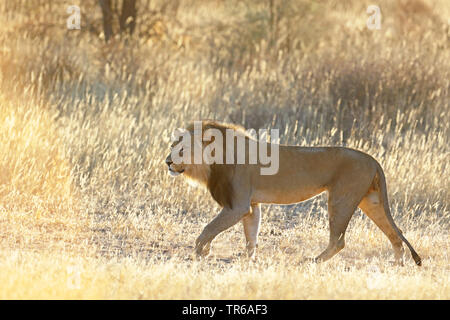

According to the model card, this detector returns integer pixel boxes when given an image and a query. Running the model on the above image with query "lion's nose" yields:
[165,158,173,166]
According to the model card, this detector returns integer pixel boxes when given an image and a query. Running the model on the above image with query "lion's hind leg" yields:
[315,174,373,263]
[358,192,404,265]
[314,193,359,262]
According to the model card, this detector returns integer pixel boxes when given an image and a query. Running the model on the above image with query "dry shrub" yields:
[0,93,76,220]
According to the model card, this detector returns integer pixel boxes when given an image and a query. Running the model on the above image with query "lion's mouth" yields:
[168,168,184,176]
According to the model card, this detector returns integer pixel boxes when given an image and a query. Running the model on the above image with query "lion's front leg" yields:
[242,203,261,259]
[195,232,211,257]
[195,206,250,257]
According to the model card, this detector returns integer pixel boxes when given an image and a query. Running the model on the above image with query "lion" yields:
[165,120,422,266]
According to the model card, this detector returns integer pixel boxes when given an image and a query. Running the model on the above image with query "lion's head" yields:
[165,120,249,209]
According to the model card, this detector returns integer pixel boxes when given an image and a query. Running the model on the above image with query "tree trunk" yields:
[99,0,113,42]
[120,0,137,36]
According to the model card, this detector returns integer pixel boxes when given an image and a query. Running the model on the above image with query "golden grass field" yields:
[0,0,448,299]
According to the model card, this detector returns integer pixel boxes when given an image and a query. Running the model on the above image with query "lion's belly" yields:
[251,187,326,205]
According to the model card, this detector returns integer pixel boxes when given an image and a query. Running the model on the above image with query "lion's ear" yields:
[207,164,235,209]
[171,128,188,141]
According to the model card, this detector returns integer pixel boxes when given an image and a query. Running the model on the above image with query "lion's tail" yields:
[375,163,422,266]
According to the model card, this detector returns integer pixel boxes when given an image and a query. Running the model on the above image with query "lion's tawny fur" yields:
[165,120,422,266]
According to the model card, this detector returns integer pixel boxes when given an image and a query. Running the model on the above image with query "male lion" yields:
[165,120,421,266]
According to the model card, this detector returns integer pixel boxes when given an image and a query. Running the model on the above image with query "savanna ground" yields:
[0,0,449,299]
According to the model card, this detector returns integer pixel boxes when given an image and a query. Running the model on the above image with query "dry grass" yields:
[0,0,448,299]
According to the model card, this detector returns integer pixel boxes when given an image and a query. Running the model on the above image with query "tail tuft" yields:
[412,251,422,266]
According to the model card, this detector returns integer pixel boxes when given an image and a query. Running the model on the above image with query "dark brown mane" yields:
[186,120,248,136]
[207,163,235,209]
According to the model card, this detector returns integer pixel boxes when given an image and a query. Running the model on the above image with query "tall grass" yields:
[0,0,448,299]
